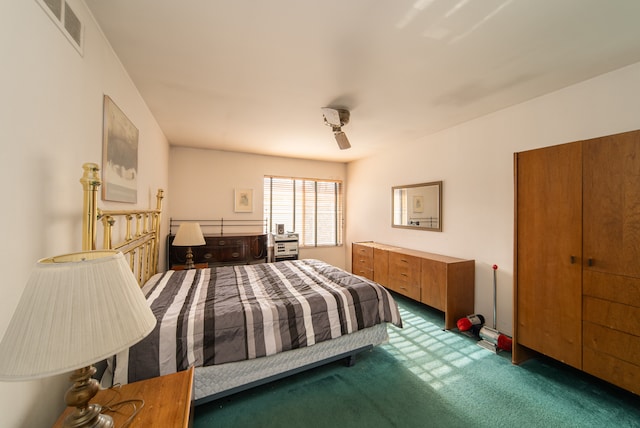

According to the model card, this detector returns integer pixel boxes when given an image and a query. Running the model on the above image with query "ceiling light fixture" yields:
[322,107,351,150]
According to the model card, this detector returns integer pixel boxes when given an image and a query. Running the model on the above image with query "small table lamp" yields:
[173,222,206,269]
[0,250,157,428]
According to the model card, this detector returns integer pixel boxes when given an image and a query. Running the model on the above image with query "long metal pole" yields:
[492,264,498,329]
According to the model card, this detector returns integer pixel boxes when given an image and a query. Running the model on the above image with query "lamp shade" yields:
[173,222,205,246]
[0,251,156,381]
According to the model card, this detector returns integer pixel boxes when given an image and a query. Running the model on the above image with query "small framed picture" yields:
[413,195,424,213]
[234,188,253,212]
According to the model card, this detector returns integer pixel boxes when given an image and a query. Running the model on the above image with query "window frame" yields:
[264,175,344,248]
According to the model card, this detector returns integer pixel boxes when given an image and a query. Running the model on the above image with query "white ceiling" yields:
[85,0,640,163]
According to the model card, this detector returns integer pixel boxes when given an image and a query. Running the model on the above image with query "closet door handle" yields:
[588,258,594,267]
[570,256,576,264]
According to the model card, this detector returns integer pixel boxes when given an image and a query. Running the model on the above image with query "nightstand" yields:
[53,367,194,427]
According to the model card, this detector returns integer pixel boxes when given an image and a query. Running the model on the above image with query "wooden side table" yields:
[54,367,194,427]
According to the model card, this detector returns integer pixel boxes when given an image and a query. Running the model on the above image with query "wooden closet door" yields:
[515,142,583,369]
[583,130,640,278]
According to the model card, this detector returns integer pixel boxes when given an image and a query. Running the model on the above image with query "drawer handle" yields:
[401,273,408,277]
[218,241,226,245]
[400,259,408,263]
[232,252,240,258]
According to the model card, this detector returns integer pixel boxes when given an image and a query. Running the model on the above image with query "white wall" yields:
[0,1,169,426]
[169,147,347,267]
[347,61,640,336]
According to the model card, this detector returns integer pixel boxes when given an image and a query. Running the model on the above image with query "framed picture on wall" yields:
[413,195,424,213]
[102,95,138,203]
[234,188,253,212]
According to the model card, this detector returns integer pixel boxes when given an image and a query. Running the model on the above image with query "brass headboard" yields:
[80,162,164,285]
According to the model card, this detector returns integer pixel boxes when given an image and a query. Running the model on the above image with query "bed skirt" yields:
[194,322,389,405]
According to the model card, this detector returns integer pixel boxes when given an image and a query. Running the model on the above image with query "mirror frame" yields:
[391,181,442,232]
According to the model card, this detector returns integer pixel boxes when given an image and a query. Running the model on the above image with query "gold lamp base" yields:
[63,366,113,428]
[185,246,195,269]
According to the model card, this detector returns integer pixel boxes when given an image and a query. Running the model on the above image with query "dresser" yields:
[353,242,475,330]
[514,129,640,395]
[168,233,268,268]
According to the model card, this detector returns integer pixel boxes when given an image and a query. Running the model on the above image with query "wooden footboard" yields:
[80,162,164,284]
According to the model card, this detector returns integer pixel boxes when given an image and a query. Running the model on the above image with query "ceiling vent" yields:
[36,0,84,55]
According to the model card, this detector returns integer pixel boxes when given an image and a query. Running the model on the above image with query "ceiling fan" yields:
[321,107,351,150]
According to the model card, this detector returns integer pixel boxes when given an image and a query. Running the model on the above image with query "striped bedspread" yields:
[117,259,402,383]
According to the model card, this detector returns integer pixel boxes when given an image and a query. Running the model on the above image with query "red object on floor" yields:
[457,317,472,331]
[497,334,512,351]
[457,314,485,332]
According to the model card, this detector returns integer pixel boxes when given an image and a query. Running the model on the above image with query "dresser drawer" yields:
[211,238,245,247]
[210,245,245,262]
[352,261,373,280]
[353,264,373,280]
[353,244,373,261]
[584,321,640,367]
[583,296,640,337]
[583,271,640,308]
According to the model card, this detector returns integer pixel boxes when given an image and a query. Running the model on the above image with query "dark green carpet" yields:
[194,294,640,428]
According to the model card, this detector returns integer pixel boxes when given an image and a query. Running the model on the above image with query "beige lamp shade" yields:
[173,222,205,246]
[0,250,156,381]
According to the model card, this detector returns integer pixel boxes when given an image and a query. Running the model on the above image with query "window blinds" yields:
[264,176,343,247]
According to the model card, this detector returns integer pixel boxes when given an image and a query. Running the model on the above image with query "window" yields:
[264,176,343,247]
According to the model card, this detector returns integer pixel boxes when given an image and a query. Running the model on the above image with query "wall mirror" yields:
[392,181,442,231]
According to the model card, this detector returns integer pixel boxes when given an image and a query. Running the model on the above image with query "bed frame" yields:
[80,162,390,405]
[80,162,164,284]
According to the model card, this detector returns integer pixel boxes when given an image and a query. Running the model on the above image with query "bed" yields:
[79,162,402,405]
